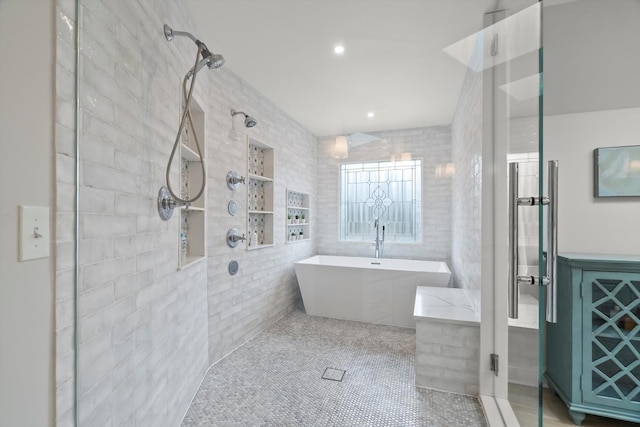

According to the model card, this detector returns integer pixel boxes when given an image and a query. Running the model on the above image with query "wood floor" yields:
[509,383,637,427]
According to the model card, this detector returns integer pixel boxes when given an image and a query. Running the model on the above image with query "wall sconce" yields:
[391,153,412,162]
[334,135,349,159]
[435,162,456,178]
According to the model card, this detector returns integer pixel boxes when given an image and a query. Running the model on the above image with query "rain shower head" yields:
[231,109,258,128]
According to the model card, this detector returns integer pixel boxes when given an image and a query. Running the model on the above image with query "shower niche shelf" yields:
[246,138,274,250]
[178,96,206,269]
[286,189,310,244]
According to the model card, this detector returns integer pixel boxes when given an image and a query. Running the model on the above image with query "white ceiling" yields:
[184,0,538,137]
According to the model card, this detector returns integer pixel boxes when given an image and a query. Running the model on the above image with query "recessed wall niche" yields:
[246,138,274,249]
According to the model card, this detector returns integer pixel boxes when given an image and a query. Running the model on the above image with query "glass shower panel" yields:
[444,3,542,423]
[53,0,81,424]
[505,3,545,425]
[488,2,544,425]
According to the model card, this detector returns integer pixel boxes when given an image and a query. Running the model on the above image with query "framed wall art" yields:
[594,145,640,197]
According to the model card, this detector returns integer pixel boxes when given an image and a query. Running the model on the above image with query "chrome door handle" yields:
[546,160,558,323]
[508,160,558,323]
[508,163,520,319]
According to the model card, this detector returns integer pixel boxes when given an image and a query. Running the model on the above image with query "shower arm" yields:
[164,24,199,45]
[170,29,198,43]
[164,24,214,80]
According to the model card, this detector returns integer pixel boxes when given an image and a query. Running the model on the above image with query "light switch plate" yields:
[19,205,50,261]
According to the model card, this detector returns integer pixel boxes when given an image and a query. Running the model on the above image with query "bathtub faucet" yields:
[373,218,384,258]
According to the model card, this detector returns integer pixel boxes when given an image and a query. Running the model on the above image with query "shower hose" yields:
[165,45,207,205]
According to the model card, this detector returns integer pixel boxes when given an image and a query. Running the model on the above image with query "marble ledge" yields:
[414,286,480,326]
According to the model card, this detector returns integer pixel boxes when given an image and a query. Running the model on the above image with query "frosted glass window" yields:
[339,160,422,242]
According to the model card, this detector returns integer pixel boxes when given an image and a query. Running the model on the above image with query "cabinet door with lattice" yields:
[582,270,640,412]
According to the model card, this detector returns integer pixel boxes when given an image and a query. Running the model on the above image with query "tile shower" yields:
[55,0,316,424]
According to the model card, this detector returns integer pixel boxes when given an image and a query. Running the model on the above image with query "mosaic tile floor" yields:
[182,308,487,426]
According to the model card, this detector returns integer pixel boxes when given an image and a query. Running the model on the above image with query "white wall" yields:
[544,0,640,117]
[0,1,54,426]
[315,127,452,264]
[545,108,640,256]
[543,0,640,256]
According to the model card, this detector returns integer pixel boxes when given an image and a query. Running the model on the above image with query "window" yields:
[339,159,422,242]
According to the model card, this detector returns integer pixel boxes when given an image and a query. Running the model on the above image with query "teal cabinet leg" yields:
[569,410,585,426]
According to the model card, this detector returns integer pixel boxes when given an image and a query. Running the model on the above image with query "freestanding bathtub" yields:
[294,255,451,328]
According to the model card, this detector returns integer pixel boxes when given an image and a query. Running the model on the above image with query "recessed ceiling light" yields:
[367,112,375,118]
[334,45,345,55]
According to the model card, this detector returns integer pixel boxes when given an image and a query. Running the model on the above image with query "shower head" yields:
[244,115,257,128]
[186,49,225,78]
[206,52,225,69]
[164,24,225,77]
[195,41,225,69]
[231,109,258,128]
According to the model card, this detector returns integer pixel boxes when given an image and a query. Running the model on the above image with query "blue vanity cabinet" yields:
[545,254,640,425]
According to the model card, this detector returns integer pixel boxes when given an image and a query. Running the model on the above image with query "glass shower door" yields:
[482,2,545,426]
[494,2,639,426]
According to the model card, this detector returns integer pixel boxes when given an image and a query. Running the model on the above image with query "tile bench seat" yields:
[413,286,480,395]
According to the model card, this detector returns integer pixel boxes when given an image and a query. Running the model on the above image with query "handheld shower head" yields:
[207,53,225,69]
[159,24,225,221]
[165,24,225,78]
[186,50,226,78]
[196,41,225,69]
[231,109,258,128]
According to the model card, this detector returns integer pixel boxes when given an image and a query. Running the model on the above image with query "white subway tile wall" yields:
[54,0,316,425]
[415,319,480,395]
[316,127,452,264]
[451,49,483,311]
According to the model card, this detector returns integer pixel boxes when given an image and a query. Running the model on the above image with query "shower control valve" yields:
[161,196,177,210]
[226,171,246,191]
[158,186,177,221]
[226,228,246,248]
[157,186,193,221]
